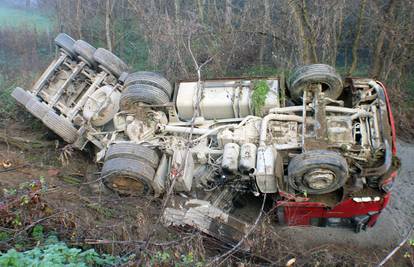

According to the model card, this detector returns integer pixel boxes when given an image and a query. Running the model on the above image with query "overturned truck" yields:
[12,33,398,233]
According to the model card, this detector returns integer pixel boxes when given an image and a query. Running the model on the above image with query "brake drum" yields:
[83,85,120,126]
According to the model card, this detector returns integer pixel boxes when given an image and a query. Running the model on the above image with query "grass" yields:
[0,75,17,117]
[0,5,51,31]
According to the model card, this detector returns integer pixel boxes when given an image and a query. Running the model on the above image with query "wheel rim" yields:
[107,175,148,195]
[303,168,336,190]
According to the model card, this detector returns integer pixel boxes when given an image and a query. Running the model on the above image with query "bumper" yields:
[276,192,391,232]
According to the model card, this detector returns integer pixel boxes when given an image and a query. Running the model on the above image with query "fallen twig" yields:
[376,224,414,267]
[0,132,49,150]
[83,235,194,247]
[0,164,30,173]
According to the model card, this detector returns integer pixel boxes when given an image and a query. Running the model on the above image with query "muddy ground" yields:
[0,117,413,265]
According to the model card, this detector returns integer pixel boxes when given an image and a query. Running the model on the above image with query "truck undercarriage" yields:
[11,33,398,234]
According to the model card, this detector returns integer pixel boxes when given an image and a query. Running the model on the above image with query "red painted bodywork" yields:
[276,81,397,228]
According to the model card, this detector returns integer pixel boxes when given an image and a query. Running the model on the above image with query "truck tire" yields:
[93,48,129,78]
[25,98,51,120]
[287,64,343,103]
[120,83,170,109]
[105,142,159,169]
[11,87,32,106]
[101,157,155,196]
[41,110,78,143]
[74,40,97,68]
[54,33,76,58]
[125,71,173,98]
[287,150,349,195]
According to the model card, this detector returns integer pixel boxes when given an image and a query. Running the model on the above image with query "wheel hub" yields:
[109,175,146,195]
[303,168,336,190]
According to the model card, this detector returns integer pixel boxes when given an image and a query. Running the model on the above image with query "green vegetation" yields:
[0,178,132,266]
[0,6,51,31]
[242,66,280,77]
[148,251,204,267]
[0,75,16,117]
[251,80,270,116]
[0,238,128,267]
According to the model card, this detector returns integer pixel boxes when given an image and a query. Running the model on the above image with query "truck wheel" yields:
[119,84,170,109]
[54,33,77,58]
[25,98,50,120]
[287,64,343,102]
[93,48,129,78]
[105,142,160,169]
[125,71,173,98]
[74,40,97,68]
[101,157,155,196]
[41,110,78,143]
[11,87,32,106]
[287,150,349,195]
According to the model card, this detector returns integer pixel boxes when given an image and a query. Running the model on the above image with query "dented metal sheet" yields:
[163,199,251,245]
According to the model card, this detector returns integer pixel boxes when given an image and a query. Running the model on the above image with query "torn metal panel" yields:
[163,199,251,246]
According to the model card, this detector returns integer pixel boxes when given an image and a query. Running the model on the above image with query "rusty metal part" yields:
[362,140,392,177]
[109,175,146,195]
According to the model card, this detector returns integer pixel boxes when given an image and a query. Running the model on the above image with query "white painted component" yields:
[268,121,299,146]
[217,120,260,147]
[176,79,279,121]
[255,146,277,193]
[221,143,240,173]
[113,113,127,131]
[160,125,211,135]
[126,118,151,142]
[83,85,120,126]
[171,149,194,192]
[96,148,106,162]
[327,116,353,145]
[239,143,257,173]
[259,113,303,147]
[153,154,169,196]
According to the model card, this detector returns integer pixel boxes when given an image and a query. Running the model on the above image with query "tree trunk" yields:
[370,0,397,78]
[331,1,345,66]
[348,0,367,76]
[56,0,64,33]
[76,0,82,39]
[300,0,318,63]
[290,0,309,64]
[259,0,271,70]
[25,0,30,9]
[105,0,113,51]
[224,0,232,28]
[174,0,180,22]
[197,0,204,22]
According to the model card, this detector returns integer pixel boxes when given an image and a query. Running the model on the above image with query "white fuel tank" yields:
[221,143,240,173]
[239,143,257,174]
[255,146,278,193]
[176,79,279,121]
